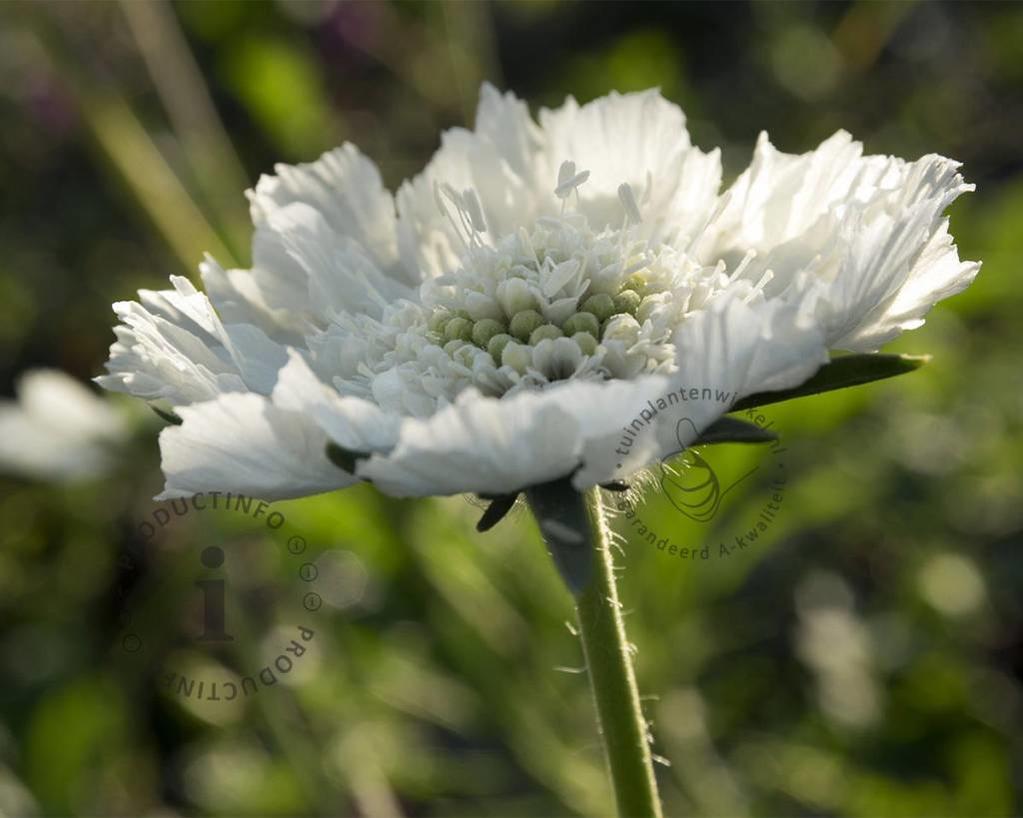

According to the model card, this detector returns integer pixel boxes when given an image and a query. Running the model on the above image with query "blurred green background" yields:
[1,1,1022,816]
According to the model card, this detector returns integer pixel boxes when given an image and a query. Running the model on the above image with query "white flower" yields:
[0,370,131,481]
[98,85,979,501]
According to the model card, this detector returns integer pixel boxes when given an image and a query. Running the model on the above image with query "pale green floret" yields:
[444,316,474,342]
[428,310,452,333]
[471,318,506,348]
[501,341,532,373]
[612,289,641,315]
[452,345,478,367]
[572,331,598,356]
[622,273,649,296]
[637,295,664,323]
[529,324,564,345]
[509,309,545,342]
[443,339,467,355]
[495,277,536,316]
[581,293,615,322]
[487,333,515,361]
[562,311,600,337]
[602,314,641,344]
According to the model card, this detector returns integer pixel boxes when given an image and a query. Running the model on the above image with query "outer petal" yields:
[538,89,721,241]
[248,143,406,283]
[396,85,721,277]
[834,220,979,350]
[356,387,585,497]
[97,276,288,405]
[695,130,867,262]
[157,392,356,501]
[697,131,978,350]
[811,161,979,350]
[271,351,400,454]
[264,202,416,322]
[395,84,544,279]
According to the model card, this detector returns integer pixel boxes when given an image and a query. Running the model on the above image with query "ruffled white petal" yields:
[698,131,977,350]
[271,351,400,454]
[248,143,406,282]
[395,84,543,280]
[834,220,979,351]
[538,89,722,242]
[357,386,585,497]
[264,202,416,322]
[395,85,721,279]
[810,160,979,350]
[158,392,357,500]
[98,276,288,404]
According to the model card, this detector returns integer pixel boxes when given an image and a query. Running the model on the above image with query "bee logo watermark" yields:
[610,393,788,564]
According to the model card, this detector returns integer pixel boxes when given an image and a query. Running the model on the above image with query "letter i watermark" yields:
[195,546,233,642]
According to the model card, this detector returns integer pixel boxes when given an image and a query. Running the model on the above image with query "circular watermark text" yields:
[114,492,325,704]
[609,386,788,564]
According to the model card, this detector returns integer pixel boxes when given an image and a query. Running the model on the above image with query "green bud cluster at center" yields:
[427,272,659,372]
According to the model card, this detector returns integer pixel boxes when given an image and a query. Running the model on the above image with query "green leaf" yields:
[325,442,369,474]
[732,353,929,412]
[693,416,778,445]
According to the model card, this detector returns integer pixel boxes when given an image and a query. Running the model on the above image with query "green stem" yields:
[526,482,663,817]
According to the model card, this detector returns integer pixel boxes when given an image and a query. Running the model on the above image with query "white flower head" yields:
[0,370,131,481]
[98,85,979,502]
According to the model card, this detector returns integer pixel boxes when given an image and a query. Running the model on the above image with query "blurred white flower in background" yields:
[0,369,132,482]
[795,571,881,729]
[97,84,979,502]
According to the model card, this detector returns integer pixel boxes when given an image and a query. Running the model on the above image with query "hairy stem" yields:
[527,481,663,817]
[577,487,663,818]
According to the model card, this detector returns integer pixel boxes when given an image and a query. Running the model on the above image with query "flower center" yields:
[328,163,756,416]
[421,215,683,385]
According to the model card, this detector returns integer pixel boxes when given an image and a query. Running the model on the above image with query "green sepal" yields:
[732,353,929,412]
[693,416,778,446]
[150,405,182,425]
[525,477,592,596]
[325,442,369,474]
[476,493,519,532]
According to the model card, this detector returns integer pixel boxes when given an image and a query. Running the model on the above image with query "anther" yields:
[555,160,590,199]
[617,182,642,225]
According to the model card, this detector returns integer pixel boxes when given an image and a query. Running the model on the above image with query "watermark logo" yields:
[610,390,788,564]
[115,492,327,704]
[658,418,760,523]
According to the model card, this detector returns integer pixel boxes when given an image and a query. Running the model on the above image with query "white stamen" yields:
[743,269,775,302]
[557,160,575,188]
[555,160,590,199]
[433,181,467,249]
[618,182,642,224]
[728,250,758,283]
[462,188,487,233]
